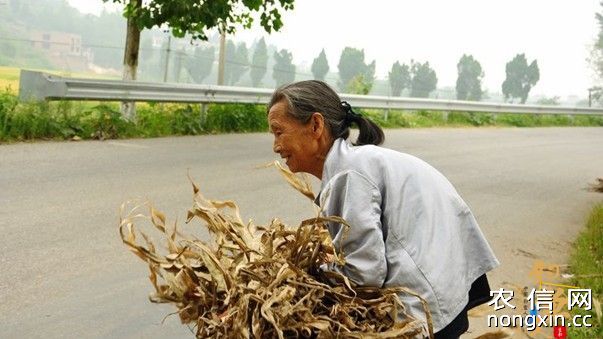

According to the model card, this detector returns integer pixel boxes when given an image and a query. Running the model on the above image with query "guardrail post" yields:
[200,103,208,126]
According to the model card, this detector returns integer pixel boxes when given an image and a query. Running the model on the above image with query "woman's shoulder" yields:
[333,139,448,186]
[340,140,426,172]
[325,140,407,187]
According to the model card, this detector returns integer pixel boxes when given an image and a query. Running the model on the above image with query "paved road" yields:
[1,127,602,338]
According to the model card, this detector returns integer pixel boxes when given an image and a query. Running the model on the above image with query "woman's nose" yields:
[273,143,281,154]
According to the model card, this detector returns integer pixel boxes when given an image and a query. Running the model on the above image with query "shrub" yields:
[204,103,268,133]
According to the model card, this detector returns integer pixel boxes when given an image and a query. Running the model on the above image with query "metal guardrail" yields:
[18,70,603,116]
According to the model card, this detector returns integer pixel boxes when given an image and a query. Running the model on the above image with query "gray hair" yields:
[267,80,384,145]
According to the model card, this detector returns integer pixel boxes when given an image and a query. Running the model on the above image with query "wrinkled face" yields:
[268,101,317,174]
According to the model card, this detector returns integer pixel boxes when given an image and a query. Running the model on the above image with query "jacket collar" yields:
[315,138,348,205]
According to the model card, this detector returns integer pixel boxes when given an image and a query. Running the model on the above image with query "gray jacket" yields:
[318,138,499,333]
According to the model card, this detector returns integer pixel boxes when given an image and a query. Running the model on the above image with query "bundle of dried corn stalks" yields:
[119,163,431,338]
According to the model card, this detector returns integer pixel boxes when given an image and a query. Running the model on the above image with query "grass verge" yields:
[1,90,603,143]
[567,202,603,338]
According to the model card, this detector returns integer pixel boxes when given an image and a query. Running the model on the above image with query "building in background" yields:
[29,30,93,72]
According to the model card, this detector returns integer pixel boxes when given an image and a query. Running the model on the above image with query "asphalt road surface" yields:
[1,127,602,338]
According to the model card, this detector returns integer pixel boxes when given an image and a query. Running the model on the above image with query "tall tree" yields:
[388,61,410,97]
[590,15,603,104]
[185,45,215,84]
[311,49,329,81]
[337,47,375,92]
[103,0,295,120]
[501,53,539,104]
[455,54,484,101]
[250,38,268,87]
[229,42,249,85]
[409,60,438,98]
[591,3,603,80]
[273,49,295,86]
[223,40,237,85]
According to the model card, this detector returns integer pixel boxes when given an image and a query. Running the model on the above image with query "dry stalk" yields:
[119,163,432,338]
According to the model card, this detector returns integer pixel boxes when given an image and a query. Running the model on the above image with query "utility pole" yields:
[173,48,183,82]
[217,25,226,86]
[163,34,172,82]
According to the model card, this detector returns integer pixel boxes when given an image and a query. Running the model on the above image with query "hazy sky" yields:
[68,0,601,98]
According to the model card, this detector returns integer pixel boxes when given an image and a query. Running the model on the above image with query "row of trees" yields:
[179,39,540,103]
[327,50,539,103]
[4,0,542,104]
[174,38,296,88]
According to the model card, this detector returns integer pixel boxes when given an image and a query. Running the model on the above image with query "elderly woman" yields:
[267,80,499,338]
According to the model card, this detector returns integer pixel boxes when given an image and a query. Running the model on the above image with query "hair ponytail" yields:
[340,101,384,146]
[353,115,384,146]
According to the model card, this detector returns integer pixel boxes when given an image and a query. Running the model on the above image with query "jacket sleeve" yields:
[319,170,387,288]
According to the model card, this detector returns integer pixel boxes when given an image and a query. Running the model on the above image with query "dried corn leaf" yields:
[119,163,432,338]
[262,161,316,201]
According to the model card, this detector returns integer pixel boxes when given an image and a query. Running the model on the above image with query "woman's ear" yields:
[310,112,325,137]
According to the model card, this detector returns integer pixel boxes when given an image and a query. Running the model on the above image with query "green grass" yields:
[567,202,603,338]
[361,108,603,128]
[1,89,603,143]
[0,89,271,142]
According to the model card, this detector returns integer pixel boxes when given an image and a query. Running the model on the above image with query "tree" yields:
[388,61,410,97]
[185,45,215,83]
[455,54,484,101]
[337,47,375,92]
[501,53,539,104]
[347,74,372,95]
[250,38,268,87]
[273,49,295,86]
[227,42,249,85]
[409,60,438,98]
[311,49,329,81]
[223,40,237,85]
[591,3,603,79]
[103,0,295,120]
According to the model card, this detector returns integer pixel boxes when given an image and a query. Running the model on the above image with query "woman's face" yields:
[268,101,321,175]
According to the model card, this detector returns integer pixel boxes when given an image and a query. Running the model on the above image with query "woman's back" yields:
[318,138,499,332]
